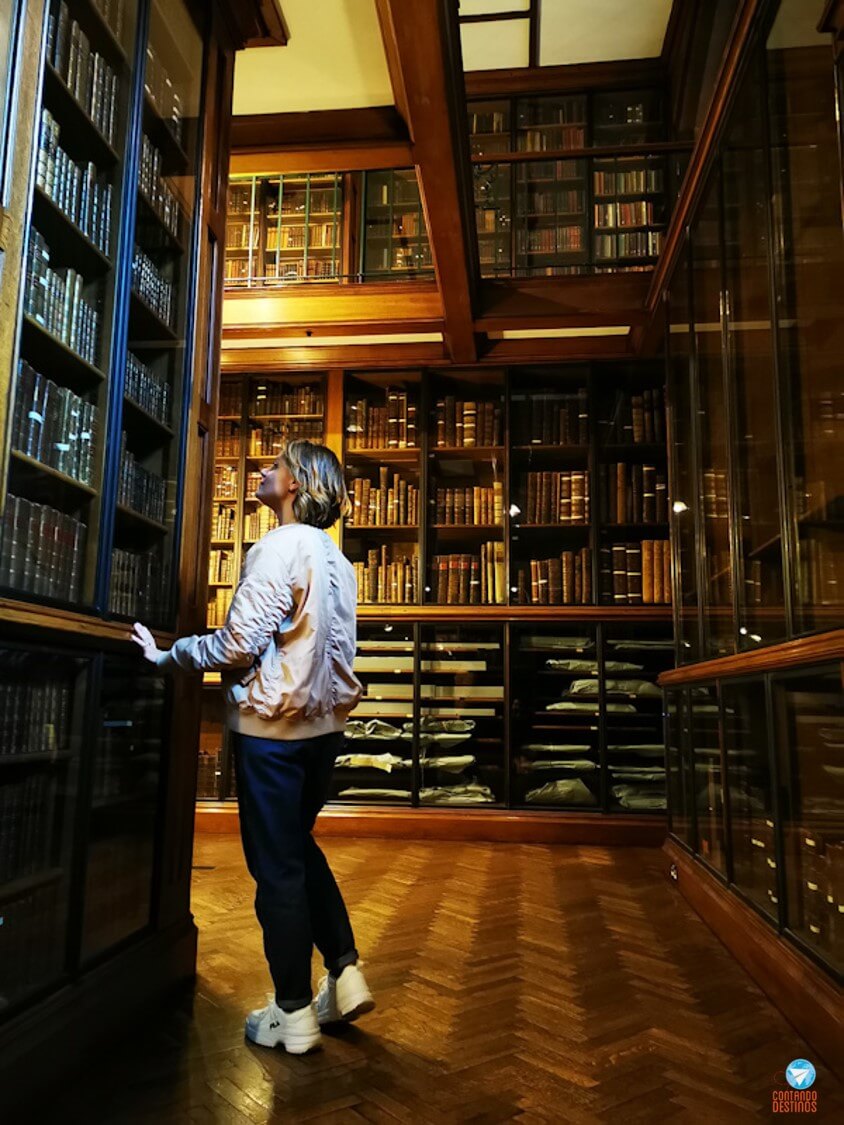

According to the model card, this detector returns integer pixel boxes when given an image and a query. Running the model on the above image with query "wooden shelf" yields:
[9,449,97,503]
[32,187,111,276]
[43,63,118,168]
[21,315,105,392]
[123,395,174,440]
[429,446,505,460]
[116,503,168,535]
[0,866,64,905]
[136,189,186,255]
[143,93,190,175]
[129,291,179,344]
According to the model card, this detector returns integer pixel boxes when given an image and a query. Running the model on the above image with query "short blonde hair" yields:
[280,439,350,529]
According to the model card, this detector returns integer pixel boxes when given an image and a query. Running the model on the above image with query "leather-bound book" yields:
[549,555,563,604]
[642,464,656,523]
[642,539,654,604]
[616,461,627,523]
[627,543,642,604]
[612,544,628,603]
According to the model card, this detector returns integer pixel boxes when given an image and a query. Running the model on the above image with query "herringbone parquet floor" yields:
[60,834,843,1123]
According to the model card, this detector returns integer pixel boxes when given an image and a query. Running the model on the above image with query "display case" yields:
[690,682,726,876]
[665,690,693,846]
[0,643,87,1015]
[473,162,511,276]
[360,168,433,280]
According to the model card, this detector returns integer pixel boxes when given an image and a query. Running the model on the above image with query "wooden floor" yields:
[60,833,843,1123]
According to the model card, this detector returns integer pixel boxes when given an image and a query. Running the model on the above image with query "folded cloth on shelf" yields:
[413,755,476,773]
[345,719,403,740]
[334,752,405,773]
[608,767,666,781]
[547,701,635,712]
[609,640,674,651]
[525,759,597,772]
[615,792,667,810]
[525,778,596,806]
[607,743,664,755]
[544,658,644,672]
[416,718,476,733]
[338,787,412,800]
[567,678,661,697]
[419,783,495,805]
[521,743,592,753]
[521,636,594,652]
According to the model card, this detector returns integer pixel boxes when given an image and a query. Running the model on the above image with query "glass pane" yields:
[594,156,666,271]
[691,683,727,873]
[515,95,586,153]
[473,162,511,277]
[344,373,421,607]
[604,626,673,813]
[722,679,778,921]
[0,0,140,608]
[668,238,700,661]
[509,367,592,605]
[666,691,694,844]
[593,89,663,146]
[723,65,785,647]
[338,622,415,805]
[510,626,600,809]
[419,625,505,806]
[775,667,843,973]
[767,2,844,634]
[196,685,225,800]
[516,158,587,277]
[692,172,734,657]
[362,169,432,280]
[427,371,505,606]
[106,0,204,628]
[467,99,510,158]
[0,646,86,1013]
[82,662,168,961]
[224,176,258,288]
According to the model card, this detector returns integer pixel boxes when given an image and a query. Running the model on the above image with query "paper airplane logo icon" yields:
[786,1060,816,1090]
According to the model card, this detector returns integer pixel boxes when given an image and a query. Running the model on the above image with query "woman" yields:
[132,439,374,1055]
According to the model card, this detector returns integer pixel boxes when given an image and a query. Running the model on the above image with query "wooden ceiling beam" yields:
[376,0,478,365]
[477,274,651,329]
[222,341,450,371]
[230,106,408,151]
[464,57,664,99]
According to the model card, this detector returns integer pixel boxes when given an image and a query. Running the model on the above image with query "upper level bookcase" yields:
[0,0,206,630]
[469,87,672,277]
[360,168,434,281]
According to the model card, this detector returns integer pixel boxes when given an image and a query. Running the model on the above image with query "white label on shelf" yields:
[28,411,44,423]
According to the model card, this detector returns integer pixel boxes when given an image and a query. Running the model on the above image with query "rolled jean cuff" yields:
[277,993,313,1012]
[327,948,359,977]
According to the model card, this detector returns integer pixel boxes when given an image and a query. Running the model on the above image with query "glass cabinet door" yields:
[82,660,168,961]
[691,173,734,658]
[722,65,785,648]
[510,626,600,810]
[1,0,140,609]
[722,679,778,921]
[691,683,727,874]
[339,622,415,805]
[0,645,87,1015]
[666,690,694,846]
[418,625,504,807]
[774,666,843,974]
[361,169,432,280]
[473,162,511,278]
[766,5,844,636]
[105,0,204,629]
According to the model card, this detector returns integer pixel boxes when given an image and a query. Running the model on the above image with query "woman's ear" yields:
[289,477,300,494]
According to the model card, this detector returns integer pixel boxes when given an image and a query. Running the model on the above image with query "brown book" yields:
[538,558,549,606]
[529,557,539,604]
[572,471,585,522]
[562,550,574,604]
[469,556,480,604]
[560,473,572,523]
[548,555,562,604]
[552,473,561,525]
[379,466,388,525]
[541,471,552,524]
[642,539,655,604]
[642,465,656,523]
[494,541,505,604]
[627,544,642,604]
[580,547,592,604]
[663,540,671,604]
[655,472,667,523]
[445,396,456,446]
[526,473,537,524]
[615,461,627,523]
[517,566,528,605]
[600,545,613,602]
[463,401,477,447]
[643,389,654,443]
[653,540,664,604]
[612,544,628,603]
[436,401,445,446]
[632,394,644,443]
[577,388,589,444]
[631,463,643,523]
[437,555,448,604]
[361,479,371,525]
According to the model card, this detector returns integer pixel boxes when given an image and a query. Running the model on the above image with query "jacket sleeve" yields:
[158,542,293,673]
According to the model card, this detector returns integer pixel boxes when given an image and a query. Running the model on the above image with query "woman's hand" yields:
[131,622,164,664]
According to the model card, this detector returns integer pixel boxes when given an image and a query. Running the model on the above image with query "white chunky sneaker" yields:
[245,995,322,1053]
[316,961,375,1026]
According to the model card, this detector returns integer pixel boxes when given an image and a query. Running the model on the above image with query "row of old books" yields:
[245,506,276,541]
[132,245,174,328]
[435,397,502,448]
[594,167,663,196]
[799,539,842,606]
[36,109,112,254]
[431,544,506,605]
[139,134,181,241]
[0,883,63,1008]
[213,465,238,499]
[594,201,658,229]
[219,382,242,416]
[47,2,120,145]
[433,483,503,526]
[516,188,584,216]
[518,125,585,151]
[601,462,668,523]
[595,231,663,258]
[249,419,323,453]
[207,587,233,627]
[196,749,221,800]
[522,470,591,524]
[125,352,171,427]
[224,219,257,252]
[208,549,234,585]
[215,421,239,457]
[144,42,186,148]
[514,548,593,605]
[347,391,417,450]
[599,541,671,604]
[0,495,85,601]
[468,108,507,135]
[25,231,100,367]
[118,435,166,524]
[348,470,419,527]
[809,391,844,439]
[519,388,589,446]
[517,226,584,254]
[354,548,419,604]
[109,546,164,617]
[210,504,235,541]
[794,828,844,954]
[249,383,323,416]
[11,361,98,486]
[603,388,665,444]
[0,772,56,884]
[0,677,71,756]
[703,468,730,519]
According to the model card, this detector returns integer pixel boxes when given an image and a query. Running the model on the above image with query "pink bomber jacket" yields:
[159,523,363,740]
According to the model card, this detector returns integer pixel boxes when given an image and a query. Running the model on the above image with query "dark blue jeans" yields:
[232,730,359,1011]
